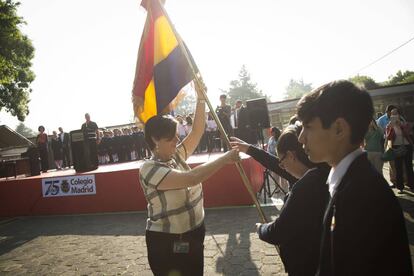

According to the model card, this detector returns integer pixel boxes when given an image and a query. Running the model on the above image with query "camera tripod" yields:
[256,128,287,204]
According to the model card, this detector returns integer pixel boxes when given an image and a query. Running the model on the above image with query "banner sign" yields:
[42,175,96,197]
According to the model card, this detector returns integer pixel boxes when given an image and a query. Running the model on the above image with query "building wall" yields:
[269,107,297,130]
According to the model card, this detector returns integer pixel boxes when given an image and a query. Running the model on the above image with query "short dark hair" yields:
[385,105,396,113]
[219,94,227,99]
[38,125,45,132]
[144,115,177,150]
[277,126,314,168]
[288,115,299,125]
[390,107,400,114]
[271,126,281,140]
[297,80,373,145]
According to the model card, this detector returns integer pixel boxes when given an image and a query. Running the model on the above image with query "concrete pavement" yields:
[0,207,286,276]
[1,163,413,275]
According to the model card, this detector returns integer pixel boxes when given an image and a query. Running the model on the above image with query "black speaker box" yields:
[70,130,98,173]
[246,98,270,129]
[21,147,40,176]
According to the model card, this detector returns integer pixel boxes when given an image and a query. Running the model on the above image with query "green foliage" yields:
[284,79,312,99]
[15,122,36,137]
[221,65,266,106]
[0,0,35,121]
[386,70,414,85]
[348,75,379,89]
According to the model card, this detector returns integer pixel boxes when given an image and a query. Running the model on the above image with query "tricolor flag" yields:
[132,0,198,123]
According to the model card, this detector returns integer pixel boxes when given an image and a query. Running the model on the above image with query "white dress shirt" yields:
[327,148,364,196]
[177,123,187,137]
[206,119,217,132]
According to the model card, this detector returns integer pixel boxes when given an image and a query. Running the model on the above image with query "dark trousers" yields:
[196,133,207,153]
[393,144,414,190]
[146,223,205,276]
[206,131,215,153]
[62,147,71,167]
[219,127,233,152]
[38,146,49,172]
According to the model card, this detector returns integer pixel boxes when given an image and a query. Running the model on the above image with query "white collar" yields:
[327,148,364,196]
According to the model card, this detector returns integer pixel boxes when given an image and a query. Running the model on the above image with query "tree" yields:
[284,79,312,99]
[348,75,379,89]
[221,65,266,106]
[387,70,414,85]
[15,122,36,138]
[174,92,196,116]
[0,0,35,121]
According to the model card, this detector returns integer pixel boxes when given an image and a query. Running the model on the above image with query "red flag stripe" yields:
[133,17,154,98]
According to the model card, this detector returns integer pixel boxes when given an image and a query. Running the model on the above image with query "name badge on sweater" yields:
[173,241,189,254]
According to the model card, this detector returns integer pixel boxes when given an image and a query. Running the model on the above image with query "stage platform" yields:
[0,153,264,217]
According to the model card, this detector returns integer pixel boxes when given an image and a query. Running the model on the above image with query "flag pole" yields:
[156,1,268,225]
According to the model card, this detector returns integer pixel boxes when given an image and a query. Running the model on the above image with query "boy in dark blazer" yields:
[296,80,412,276]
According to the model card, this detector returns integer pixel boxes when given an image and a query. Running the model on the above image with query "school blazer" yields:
[258,166,330,275]
[317,153,412,276]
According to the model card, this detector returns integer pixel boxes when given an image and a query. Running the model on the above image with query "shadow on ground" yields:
[0,206,280,258]
[397,194,414,246]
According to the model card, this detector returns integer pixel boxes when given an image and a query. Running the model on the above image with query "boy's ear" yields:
[288,150,296,161]
[334,118,350,140]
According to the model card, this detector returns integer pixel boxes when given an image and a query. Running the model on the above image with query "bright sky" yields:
[1,0,414,135]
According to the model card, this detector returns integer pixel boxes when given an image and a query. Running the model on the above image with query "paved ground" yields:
[0,207,286,276]
[0,164,413,275]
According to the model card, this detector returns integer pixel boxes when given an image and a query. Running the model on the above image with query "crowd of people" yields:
[96,127,150,164]
[139,80,413,276]
[35,125,71,172]
[34,113,151,173]
[370,105,414,193]
[34,95,260,173]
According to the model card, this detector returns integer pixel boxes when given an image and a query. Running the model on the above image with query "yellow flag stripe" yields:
[139,79,158,123]
[153,16,178,66]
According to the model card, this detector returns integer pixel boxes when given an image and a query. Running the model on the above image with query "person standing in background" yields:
[58,127,71,168]
[81,113,99,167]
[176,116,187,141]
[51,130,63,170]
[81,113,99,140]
[206,113,218,153]
[215,94,232,152]
[36,125,49,173]
[267,127,281,156]
[386,108,414,193]
[232,99,255,144]
[377,105,397,185]
[184,116,193,137]
[230,100,242,132]
[364,119,384,175]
